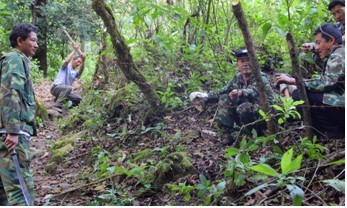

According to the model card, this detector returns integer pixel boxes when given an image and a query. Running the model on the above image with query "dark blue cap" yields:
[234,48,248,58]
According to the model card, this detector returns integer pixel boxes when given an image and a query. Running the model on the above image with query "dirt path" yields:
[31,80,87,206]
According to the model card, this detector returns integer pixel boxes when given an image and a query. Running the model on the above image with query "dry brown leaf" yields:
[201,129,218,137]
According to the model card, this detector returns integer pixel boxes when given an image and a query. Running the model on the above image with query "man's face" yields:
[331,4,345,25]
[236,56,252,75]
[18,31,38,57]
[314,33,334,58]
[72,57,82,69]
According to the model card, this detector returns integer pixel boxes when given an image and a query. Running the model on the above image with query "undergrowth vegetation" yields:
[50,61,344,205]
[1,0,343,206]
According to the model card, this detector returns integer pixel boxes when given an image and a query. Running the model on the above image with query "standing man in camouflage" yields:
[276,23,345,138]
[50,43,86,108]
[190,49,274,145]
[0,23,38,205]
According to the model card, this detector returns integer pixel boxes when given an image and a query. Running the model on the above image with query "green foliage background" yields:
[0,0,334,86]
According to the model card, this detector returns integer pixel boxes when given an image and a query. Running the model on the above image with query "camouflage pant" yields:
[216,94,265,135]
[50,84,82,107]
[0,134,34,206]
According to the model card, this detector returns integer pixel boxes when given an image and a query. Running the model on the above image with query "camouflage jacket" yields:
[335,22,345,35]
[207,72,274,105]
[304,45,345,107]
[0,49,37,135]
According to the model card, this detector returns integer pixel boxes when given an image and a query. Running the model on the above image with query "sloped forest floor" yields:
[31,78,345,206]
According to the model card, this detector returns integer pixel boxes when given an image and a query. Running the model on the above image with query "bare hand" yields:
[229,89,241,100]
[73,44,80,51]
[300,43,314,53]
[4,134,18,152]
[275,74,296,86]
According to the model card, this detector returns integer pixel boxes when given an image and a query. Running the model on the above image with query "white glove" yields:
[189,92,208,101]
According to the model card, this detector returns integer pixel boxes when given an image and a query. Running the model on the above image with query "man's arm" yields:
[0,55,25,135]
[62,44,80,68]
[304,49,344,92]
[208,76,237,98]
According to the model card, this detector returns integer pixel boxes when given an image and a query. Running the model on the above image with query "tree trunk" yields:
[93,31,110,89]
[92,0,165,118]
[231,2,277,134]
[31,0,48,78]
[286,33,313,138]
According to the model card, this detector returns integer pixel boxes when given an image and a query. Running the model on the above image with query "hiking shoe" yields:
[221,133,235,145]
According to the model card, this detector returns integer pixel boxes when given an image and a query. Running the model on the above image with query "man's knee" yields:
[236,102,259,124]
[292,89,300,101]
[217,94,235,128]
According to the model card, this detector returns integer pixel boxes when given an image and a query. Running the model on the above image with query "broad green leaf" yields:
[245,183,269,196]
[259,109,269,121]
[204,195,212,205]
[183,194,191,202]
[225,147,239,157]
[272,104,284,113]
[114,166,127,174]
[240,137,247,149]
[327,159,345,166]
[217,181,226,191]
[197,189,207,198]
[250,164,278,177]
[277,13,291,26]
[278,118,284,124]
[323,179,345,194]
[281,148,293,174]
[286,184,304,206]
[261,22,272,41]
[273,145,283,154]
[199,174,210,186]
[239,153,250,164]
[106,166,115,174]
[293,100,304,106]
[288,154,303,174]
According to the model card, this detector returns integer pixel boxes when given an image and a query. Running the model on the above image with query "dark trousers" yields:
[50,85,82,107]
[292,90,345,138]
[0,134,34,205]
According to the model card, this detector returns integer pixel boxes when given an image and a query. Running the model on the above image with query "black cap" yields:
[328,0,345,10]
[234,48,248,58]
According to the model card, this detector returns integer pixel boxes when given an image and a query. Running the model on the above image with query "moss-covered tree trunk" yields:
[93,31,110,89]
[92,0,165,117]
[232,2,277,134]
[286,33,313,138]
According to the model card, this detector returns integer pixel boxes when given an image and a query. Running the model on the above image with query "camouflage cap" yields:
[328,0,345,10]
